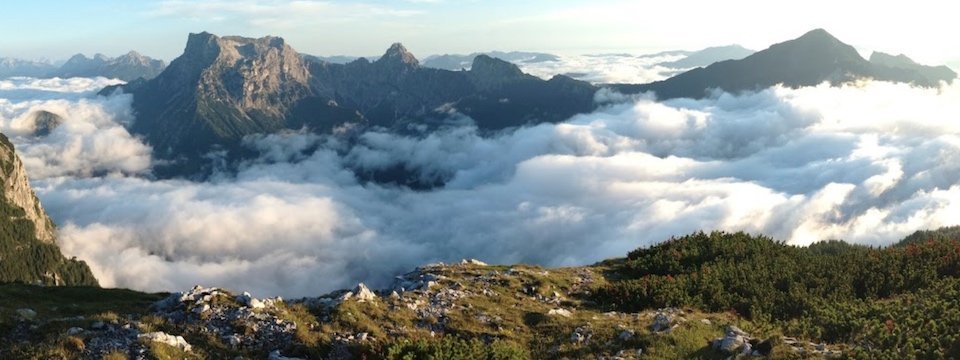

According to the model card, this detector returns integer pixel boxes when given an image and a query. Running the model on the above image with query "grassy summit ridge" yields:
[3,228,960,359]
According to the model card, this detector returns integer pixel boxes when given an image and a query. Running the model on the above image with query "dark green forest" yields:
[593,229,960,358]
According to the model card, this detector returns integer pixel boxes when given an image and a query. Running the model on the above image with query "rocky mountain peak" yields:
[470,55,524,76]
[796,28,840,43]
[63,54,90,65]
[378,42,419,67]
[770,28,863,62]
[183,31,223,64]
[468,54,528,89]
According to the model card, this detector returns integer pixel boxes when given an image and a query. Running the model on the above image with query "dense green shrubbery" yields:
[0,186,97,286]
[593,229,960,356]
[384,337,529,360]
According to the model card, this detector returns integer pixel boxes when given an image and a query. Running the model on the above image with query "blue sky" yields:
[2,0,958,66]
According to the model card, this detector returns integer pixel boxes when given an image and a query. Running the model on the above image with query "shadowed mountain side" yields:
[610,29,957,100]
[103,33,597,178]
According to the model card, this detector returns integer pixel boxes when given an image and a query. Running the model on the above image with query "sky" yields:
[1,0,958,65]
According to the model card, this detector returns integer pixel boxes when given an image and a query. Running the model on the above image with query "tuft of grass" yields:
[65,335,85,352]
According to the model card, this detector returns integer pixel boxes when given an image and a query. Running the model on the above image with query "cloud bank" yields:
[517,53,682,84]
[0,77,151,178]
[4,73,960,298]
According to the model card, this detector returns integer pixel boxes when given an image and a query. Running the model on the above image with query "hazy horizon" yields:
[2,0,959,66]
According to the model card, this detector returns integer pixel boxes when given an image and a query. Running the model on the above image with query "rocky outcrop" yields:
[139,332,192,352]
[28,110,64,137]
[0,133,97,286]
[0,134,56,244]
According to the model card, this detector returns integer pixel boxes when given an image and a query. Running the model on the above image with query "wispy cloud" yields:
[147,0,422,28]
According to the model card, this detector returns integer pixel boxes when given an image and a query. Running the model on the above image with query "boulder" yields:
[139,332,192,352]
[547,308,572,318]
[235,291,270,309]
[712,325,752,354]
[16,308,37,320]
[353,283,377,301]
[651,312,672,332]
[618,329,635,341]
[570,326,591,344]
[460,258,488,266]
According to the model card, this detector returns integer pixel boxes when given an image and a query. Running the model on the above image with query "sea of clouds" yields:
[517,53,683,84]
[2,69,960,298]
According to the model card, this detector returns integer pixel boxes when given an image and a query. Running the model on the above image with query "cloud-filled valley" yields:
[2,72,960,298]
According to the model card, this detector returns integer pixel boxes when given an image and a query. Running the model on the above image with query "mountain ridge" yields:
[107,32,597,177]
[611,28,956,99]
[3,228,960,358]
[1,52,166,81]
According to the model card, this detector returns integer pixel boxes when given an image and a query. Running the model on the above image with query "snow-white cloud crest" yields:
[5,72,960,298]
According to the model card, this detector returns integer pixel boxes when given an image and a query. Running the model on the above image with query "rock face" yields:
[113,32,364,165]
[54,51,166,81]
[0,133,97,285]
[613,28,957,99]
[106,32,597,177]
[0,134,56,244]
[28,110,64,137]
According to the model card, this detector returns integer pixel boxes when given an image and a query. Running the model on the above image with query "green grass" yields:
[0,284,165,324]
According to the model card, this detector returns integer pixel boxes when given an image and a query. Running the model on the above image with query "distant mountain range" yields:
[103,33,595,175]
[99,29,955,178]
[0,51,165,81]
[656,45,755,68]
[421,51,560,71]
[0,58,54,78]
[611,29,957,99]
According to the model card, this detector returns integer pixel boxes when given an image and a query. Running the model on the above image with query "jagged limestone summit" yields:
[100,32,598,176]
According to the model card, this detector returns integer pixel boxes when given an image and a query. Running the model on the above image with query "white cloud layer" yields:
[517,53,682,84]
[4,72,960,298]
[0,77,151,178]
